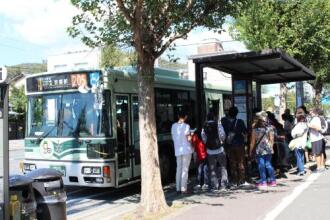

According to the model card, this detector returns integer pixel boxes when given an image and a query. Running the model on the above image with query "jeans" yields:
[256,154,275,183]
[196,160,208,186]
[207,152,228,189]
[294,148,305,173]
[176,154,192,191]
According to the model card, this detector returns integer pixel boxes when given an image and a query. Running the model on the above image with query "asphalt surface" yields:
[6,138,330,220]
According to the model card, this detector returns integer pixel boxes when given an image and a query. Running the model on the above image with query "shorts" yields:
[312,140,323,156]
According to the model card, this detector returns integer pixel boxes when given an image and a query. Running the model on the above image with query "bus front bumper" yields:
[23,159,116,188]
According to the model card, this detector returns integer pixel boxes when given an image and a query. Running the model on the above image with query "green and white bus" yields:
[23,67,231,187]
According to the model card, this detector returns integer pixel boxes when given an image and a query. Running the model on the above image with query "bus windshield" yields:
[27,92,111,138]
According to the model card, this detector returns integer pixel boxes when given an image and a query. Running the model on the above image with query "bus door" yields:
[115,95,132,182]
[131,96,141,178]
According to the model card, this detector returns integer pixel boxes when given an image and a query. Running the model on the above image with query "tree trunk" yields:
[313,79,323,108]
[137,56,168,214]
[279,83,287,123]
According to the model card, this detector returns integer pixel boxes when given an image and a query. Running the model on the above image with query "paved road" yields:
[6,138,330,220]
[7,140,144,219]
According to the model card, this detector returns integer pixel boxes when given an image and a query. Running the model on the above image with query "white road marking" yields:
[264,172,321,220]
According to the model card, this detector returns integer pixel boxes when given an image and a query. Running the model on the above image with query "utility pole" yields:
[0,66,9,220]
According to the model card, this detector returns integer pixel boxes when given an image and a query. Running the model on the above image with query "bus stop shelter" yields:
[193,49,316,128]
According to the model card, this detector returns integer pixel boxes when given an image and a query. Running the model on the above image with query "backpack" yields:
[204,121,221,150]
[320,116,328,134]
[226,119,237,145]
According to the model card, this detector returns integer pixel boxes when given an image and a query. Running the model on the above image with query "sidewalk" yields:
[163,136,330,220]
[9,139,24,151]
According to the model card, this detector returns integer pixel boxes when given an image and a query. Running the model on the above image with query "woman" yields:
[171,111,194,194]
[308,108,324,172]
[249,111,276,188]
[291,108,308,176]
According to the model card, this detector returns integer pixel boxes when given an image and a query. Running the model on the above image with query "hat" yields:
[256,111,268,121]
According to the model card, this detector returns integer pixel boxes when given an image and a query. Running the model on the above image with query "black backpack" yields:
[204,121,221,150]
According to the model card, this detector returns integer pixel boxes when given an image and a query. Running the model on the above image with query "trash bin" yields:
[26,168,67,220]
[9,175,37,220]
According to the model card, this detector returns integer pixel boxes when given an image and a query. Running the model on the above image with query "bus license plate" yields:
[50,165,66,176]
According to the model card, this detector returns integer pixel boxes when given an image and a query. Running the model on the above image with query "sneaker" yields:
[268,181,277,187]
[193,185,201,192]
[256,182,267,188]
[239,181,251,187]
[194,185,201,190]
[298,171,306,176]
[201,184,209,190]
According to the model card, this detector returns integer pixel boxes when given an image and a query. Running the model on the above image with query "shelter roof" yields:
[191,49,315,84]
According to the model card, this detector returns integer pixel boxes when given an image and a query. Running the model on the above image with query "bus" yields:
[23,67,231,187]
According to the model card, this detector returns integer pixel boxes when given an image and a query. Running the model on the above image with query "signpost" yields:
[0,66,9,220]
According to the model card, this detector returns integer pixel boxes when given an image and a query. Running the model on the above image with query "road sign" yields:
[0,67,8,83]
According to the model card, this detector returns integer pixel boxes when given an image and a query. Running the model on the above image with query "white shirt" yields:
[308,117,323,142]
[171,122,193,156]
[291,122,308,149]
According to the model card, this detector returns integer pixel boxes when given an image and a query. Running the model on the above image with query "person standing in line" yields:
[308,108,324,172]
[249,111,276,188]
[222,106,247,187]
[201,112,227,192]
[191,129,209,191]
[290,108,308,176]
[298,106,312,163]
[319,110,328,168]
[171,111,194,194]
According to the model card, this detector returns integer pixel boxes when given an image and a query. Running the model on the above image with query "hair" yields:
[207,112,215,121]
[311,107,321,116]
[178,111,187,119]
[266,111,276,122]
[253,118,265,129]
[228,106,239,118]
[298,105,309,115]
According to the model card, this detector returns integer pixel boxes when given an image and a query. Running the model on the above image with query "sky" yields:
[0,0,248,66]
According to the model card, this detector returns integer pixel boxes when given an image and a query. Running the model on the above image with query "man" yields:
[222,107,247,186]
[202,112,227,191]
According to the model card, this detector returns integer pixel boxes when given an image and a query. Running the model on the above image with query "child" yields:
[191,129,208,190]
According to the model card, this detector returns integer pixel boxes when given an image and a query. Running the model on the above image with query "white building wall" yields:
[47,50,101,72]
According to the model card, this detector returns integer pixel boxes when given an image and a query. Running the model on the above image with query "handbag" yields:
[289,138,301,151]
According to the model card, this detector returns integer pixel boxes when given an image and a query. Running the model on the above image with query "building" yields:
[47,49,101,72]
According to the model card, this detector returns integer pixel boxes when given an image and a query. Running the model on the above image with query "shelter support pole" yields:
[256,82,262,111]
[195,63,205,128]
[0,84,9,220]
[296,81,304,107]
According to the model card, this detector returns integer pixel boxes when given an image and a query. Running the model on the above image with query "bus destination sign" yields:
[27,72,89,92]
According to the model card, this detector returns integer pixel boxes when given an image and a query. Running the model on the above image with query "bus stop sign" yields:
[0,67,7,83]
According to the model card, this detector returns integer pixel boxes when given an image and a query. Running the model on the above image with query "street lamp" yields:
[0,66,9,220]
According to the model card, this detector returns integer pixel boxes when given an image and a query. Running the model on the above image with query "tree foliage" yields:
[101,45,137,67]
[6,63,47,80]
[231,0,330,106]
[68,0,245,214]
[9,86,27,114]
